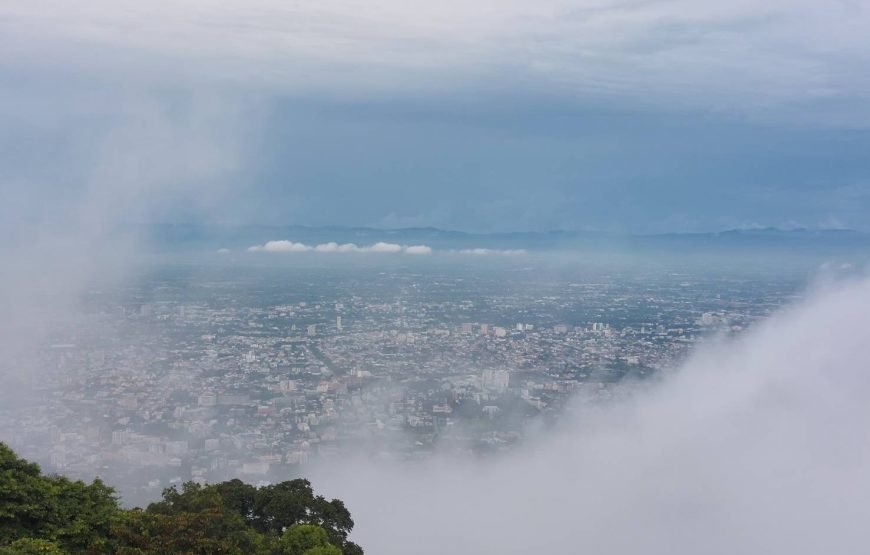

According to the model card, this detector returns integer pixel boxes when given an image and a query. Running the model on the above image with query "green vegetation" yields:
[0,443,362,554]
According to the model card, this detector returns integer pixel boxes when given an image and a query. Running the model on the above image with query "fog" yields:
[310,277,870,554]
[3,104,869,551]
[0,90,252,401]
[3,2,870,552]
[2,93,867,549]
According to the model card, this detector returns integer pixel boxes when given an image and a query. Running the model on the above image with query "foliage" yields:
[0,442,117,551]
[0,442,361,554]
[280,524,342,555]
[0,538,65,554]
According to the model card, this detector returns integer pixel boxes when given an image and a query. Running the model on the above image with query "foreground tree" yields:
[0,442,118,552]
[153,479,362,554]
[0,538,65,554]
[0,442,363,554]
[279,524,342,555]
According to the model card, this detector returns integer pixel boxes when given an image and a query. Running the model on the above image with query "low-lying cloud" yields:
[405,245,433,255]
[247,240,431,254]
[313,277,870,554]
[248,240,313,253]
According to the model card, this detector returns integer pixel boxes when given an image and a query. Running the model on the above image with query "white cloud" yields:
[247,240,312,252]
[216,247,231,254]
[247,240,430,254]
[314,242,361,253]
[314,277,870,554]
[365,242,403,253]
[404,245,433,255]
[457,248,527,255]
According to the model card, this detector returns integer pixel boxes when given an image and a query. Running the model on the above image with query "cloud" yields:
[247,240,312,252]
[456,248,527,255]
[404,245,433,255]
[312,277,870,554]
[2,1,870,124]
[0,89,250,404]
[405,245,432,254]
[314,242,362,253]
[367,242,403,253]
[247,240,429,254]
[216,247,231,254]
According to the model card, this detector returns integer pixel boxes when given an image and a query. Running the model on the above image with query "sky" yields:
[2,0,870,233]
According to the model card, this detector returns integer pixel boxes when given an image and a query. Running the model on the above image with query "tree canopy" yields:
[0,442,361,554]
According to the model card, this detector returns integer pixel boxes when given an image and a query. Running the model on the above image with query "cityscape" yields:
[0,254,808,504]
[4,0,870,550]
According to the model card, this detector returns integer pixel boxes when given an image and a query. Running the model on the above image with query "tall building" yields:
[480,324,489,335]
[481,369,510,393]
[307,324,317,336]
[336,316,343,331]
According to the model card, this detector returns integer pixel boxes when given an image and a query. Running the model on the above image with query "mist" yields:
[310,276,870,554]
[4,2,870,553]
[0,88,253,401]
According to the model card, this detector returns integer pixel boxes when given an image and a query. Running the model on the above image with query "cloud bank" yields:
[313,277,870,554]
[2,0,870,123]
[247,240,431,254]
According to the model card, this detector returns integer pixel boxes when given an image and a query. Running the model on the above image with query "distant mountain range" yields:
[144,224,870,253]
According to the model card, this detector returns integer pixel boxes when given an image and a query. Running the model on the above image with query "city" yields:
[0,254,806,504]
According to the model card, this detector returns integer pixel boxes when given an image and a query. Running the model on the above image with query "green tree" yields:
[279,524,341,555]
[48,476,117,552]
[303,547,342,555]
[0,443,363,554]
[0,442,118,551]
[0,442,57,542]
[111,506,264,555]
[252,479,360,554]
[0,538,65,554]
[213,479,257,521]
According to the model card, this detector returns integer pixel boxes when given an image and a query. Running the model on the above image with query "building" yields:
[482,369,510,393]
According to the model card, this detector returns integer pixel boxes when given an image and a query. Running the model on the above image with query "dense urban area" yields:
[0,255,805,504]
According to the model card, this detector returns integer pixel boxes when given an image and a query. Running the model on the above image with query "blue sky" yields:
[2,0,870,233]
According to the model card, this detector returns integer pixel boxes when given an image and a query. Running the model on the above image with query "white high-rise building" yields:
[336,316,343,331]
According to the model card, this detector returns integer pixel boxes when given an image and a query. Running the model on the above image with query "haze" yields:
[2,1,870,554]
